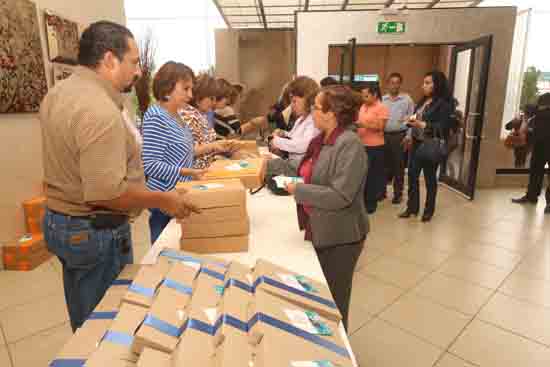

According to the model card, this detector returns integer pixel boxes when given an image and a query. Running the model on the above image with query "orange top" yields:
[357,101,390,146]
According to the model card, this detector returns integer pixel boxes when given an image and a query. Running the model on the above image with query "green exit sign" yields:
[378,21,406,34]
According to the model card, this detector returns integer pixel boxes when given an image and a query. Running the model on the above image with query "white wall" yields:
[296,7,517,188]
[0,0,126,253]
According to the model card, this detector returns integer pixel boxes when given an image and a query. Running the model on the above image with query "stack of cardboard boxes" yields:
[2,196,52,271]
[50,250,354,367]
[176,179,249,254]
[203,158,266,190]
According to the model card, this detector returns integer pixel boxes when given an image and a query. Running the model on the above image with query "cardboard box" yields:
[94,265,142,312]
[132,262,198,355]
[252,259,341,323]
[213,327,254,367]
[230,140,260,160]
[176,179,246,209]
[181,235,249,254]
[157,249,229,271]
[182,206,248,225]
[22,196,46,235]
[123,262,172,308]
[86,303,148,365]
[247,292,351,367]
[191,263,226,308]
[136,348,171,367]
[50,318,113,365]
[182,217,250,239]
[118,264,142,281]
[2,234,52,271]
[203,159,266,189]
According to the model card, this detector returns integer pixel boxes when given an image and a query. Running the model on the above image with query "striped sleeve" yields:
[141,114,183,191]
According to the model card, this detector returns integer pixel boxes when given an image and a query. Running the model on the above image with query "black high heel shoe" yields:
[398,210,417,219]
[421,213,433,222]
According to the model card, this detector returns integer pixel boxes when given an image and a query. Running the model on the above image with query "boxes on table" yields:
[247,291,352,367]
[2,234,52,271]
[132,262,199,355]
[229,140,260,160]
[95,264,143,312]
[176,179,249,254]
[136,348,171,367]
[85,303,148,366]
[22,196,46,235]
[212,327,254,367]
[252,259,342,323]
[122,261,172,309]
[203,158,266,189]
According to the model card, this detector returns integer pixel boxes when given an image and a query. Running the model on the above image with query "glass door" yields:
[441,35,492,200]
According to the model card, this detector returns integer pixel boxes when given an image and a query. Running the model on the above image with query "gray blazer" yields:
[294,129,369,249]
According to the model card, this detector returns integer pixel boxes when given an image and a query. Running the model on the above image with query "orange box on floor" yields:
[203,158,266,189]
[22,196,46,235]
[2,234,52,271]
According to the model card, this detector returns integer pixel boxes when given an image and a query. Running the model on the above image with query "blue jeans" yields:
[149,209,172,245]
[43,209,133,332]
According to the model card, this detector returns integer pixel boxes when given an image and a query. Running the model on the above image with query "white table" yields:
[142,188,358,367]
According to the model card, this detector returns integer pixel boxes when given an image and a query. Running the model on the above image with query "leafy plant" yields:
[520,66,541,109]
[134,29,156,119]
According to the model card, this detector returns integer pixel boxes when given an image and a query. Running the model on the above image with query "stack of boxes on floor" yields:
[176,179,250,253]
[2,196,52,271]
[50,250,353,367]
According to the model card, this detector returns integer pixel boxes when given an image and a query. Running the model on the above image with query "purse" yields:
[416,126,448,164]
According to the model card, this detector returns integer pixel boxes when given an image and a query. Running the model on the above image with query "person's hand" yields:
[401,135,412,152]
[163,191,201,219]
[209,142,227,154]
[221,140,239,153]
[273,129,286,138]
[285,183,297,195]
[190,169,207,180]
[408,119,427,129]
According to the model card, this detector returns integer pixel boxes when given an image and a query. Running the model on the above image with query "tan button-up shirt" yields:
[40,66,145,216]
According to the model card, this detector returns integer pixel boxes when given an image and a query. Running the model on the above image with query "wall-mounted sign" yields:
[377,21,406,34]
[355,74,379,82]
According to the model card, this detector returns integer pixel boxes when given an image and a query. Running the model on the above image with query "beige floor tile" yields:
[390,242,454,271]
[350,273,406,316]
[347,300,373,336]
[355,247,384,272]
[365,234,407,254]
[413,272,493,315]
[1,323,5,345]
[0,345,12,367]
[350,318,443,367]
[450,319,550,367]
[362,256,430,289]
[438,256,512,289]
[457,243,523,271]
[0,292,69,343]
[10,323,72,367]
[479,293,550,346]
[435,353,477,367]
[514,258,550,282]
[500,271,550,308]
[380,293,471,348]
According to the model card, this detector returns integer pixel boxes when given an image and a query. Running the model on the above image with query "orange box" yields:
[3,245,52,271]
[22,196,46,235]
[2,234,46,256]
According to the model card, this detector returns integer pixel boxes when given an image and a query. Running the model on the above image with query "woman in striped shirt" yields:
[142,62,221,243]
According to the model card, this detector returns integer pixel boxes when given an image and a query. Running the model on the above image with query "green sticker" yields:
[214,285,225,296]
[239,160,249,168]
[315,361,335,367]
[305,310,332,336]
[295,275,318,293]
[192,185,209,191]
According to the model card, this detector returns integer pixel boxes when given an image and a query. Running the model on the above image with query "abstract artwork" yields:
[52,63,74,84]
[44,10,79,65]
[0,0,48,113]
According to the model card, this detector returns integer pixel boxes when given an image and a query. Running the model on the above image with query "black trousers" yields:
[406,145,440,215]
[526,142,550,202]
[365,145,386,213]
[384,132,406,198]
[315,240,364,332]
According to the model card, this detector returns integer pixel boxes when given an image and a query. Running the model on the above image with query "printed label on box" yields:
[278,273,306,292]
[291,361,335,367]
[284,309,332,336]
[192,183,225,191]
[273,176,304,189]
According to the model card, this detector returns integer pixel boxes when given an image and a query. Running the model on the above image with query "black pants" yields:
[384,132,406,198]
[526,142,550,202]
[407,145,440,215]
[315,241,364,332]
[365,145,386,213]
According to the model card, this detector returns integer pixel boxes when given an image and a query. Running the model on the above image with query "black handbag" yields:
[416,126,448,164]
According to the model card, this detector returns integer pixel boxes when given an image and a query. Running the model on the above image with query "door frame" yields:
[442,35,493,200]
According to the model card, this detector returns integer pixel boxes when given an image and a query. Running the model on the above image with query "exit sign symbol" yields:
[378,21,406,34]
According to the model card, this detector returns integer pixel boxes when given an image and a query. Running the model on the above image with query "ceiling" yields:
[212,0,486,29]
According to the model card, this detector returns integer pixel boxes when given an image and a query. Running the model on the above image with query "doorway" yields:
[328,37,492,200]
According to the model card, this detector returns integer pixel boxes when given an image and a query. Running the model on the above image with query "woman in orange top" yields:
[356,84,390,213]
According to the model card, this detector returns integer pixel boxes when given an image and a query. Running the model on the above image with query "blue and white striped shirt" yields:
[142,105,194,192]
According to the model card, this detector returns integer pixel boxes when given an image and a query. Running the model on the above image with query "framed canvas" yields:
[0,0,48,113]
[52,63,74,84]
[44,10,79,65]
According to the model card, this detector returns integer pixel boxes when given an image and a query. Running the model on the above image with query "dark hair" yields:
[288,76,320,114]
[191,73,218,107]
[78,21,134,67]
[319,85,363,128]
[215,78,236,102]
[538,93,550,109]
[422,70,452,104]
[387,72,403,83]
[320,76,338,87]
[361,84,382,100]
[152,62,195,102]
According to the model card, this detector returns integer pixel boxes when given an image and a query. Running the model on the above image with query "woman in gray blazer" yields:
[285,85,369,330]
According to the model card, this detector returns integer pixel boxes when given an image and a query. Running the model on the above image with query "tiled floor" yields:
[2,187,550,366]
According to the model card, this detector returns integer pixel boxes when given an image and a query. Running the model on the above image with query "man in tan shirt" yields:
[40,21,197,331]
